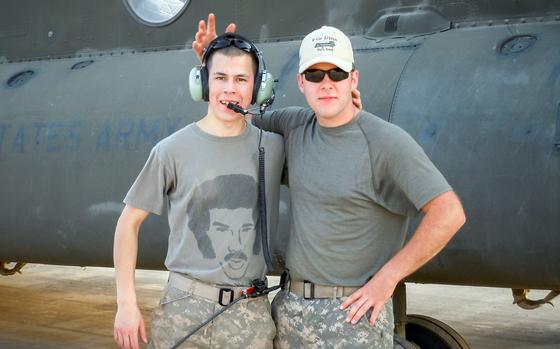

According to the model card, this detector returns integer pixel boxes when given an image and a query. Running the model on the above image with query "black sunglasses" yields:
[302,68,349,83]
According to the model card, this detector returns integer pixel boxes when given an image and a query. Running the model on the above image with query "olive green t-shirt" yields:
[255,107,451,286]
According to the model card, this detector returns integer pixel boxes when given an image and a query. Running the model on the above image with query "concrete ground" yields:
[0,264,558,348]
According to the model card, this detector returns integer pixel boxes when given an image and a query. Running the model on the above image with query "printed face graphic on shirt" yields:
[187,174,260,282]
[207,207,254,280]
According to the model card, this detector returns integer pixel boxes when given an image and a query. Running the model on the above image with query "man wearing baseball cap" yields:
[194,15,465,348]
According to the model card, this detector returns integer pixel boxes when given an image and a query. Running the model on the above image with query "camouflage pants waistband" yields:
[168,272,253,306]
[288,279,360,299]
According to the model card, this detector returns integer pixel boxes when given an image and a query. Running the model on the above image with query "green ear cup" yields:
[189,67,203,102]
[255,72,274,105]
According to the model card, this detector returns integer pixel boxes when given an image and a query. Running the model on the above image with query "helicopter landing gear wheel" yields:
[405,314,471,349]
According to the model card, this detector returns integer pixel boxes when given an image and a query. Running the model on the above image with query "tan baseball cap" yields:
[298,26,354,73]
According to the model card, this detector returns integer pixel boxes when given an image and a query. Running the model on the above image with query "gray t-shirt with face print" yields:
[124,123,284,287]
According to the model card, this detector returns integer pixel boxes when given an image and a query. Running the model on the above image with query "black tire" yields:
[405,314,471,349]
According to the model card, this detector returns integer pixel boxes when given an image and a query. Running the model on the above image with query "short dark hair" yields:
[187,174,259,258]
[206,45,258,76]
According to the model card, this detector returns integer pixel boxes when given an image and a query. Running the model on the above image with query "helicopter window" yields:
[124,0,190,27]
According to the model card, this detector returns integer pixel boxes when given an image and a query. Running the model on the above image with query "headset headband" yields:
[202,33,262,68]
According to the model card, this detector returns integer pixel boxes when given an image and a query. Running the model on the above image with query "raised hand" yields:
[192,13,236,61]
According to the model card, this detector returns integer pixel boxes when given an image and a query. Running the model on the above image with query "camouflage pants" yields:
[148,285,276,349]
[271,290,394,349]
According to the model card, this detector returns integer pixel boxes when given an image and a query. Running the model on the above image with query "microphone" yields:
[227,102,249,115]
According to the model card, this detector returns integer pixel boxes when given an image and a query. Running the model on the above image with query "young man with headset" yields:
[194,15,466,348]
[113,32,284,349]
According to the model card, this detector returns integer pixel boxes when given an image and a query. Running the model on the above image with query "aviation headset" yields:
[189,33,274,106]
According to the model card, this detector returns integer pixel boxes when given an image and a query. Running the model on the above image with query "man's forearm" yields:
[376,191,466,286]
[114,219,140,307]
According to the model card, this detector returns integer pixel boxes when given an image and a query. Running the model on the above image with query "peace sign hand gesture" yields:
[192,13,236,61]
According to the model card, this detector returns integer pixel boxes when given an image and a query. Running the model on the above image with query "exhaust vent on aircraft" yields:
[498,35,537,55]
[366,6,451,38]
[6,70,35,89]
[385,15,399,33]
[71,60,95,70]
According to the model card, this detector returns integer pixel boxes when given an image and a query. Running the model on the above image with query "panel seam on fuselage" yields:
[387,46,418,124]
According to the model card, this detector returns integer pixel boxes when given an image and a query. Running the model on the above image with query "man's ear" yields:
[351,69,359,89]
[296,73,305,94]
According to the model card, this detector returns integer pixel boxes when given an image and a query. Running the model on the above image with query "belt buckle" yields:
[219,288,234,306]
[303,280,315,300]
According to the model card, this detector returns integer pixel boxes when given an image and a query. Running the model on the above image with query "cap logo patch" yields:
[314,41,335,49]
[312,35,338,53]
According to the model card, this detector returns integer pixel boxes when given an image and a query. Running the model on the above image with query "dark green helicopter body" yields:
[1,1,559,347]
